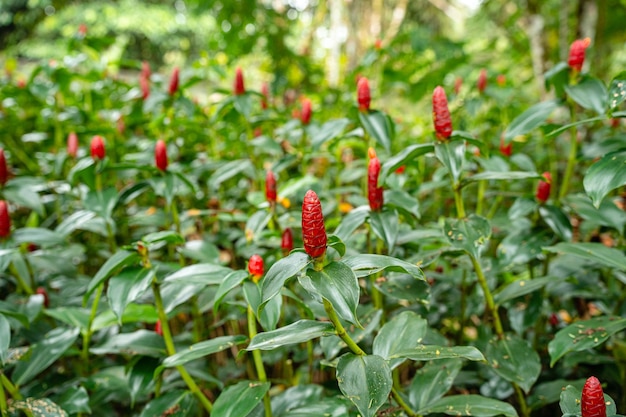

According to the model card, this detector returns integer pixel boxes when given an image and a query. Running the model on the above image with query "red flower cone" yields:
[0,148,8,186]
[234,67,245,95]
[0,200,10,238]
[265,170,277,204]
[368,148,383,211]
[477,69,487,94]
[155,140,168,172]
[67,132,78,158]
[168,67,179,96]
[499,136,512,158]
[281,228,294,254]
[581,376,607,417]
[261,82,270,109]
[536,172,552,204]
[357,77,371,112]
[90,136,106,160]
[302,190,326,259]
[248,254,264,283]
[568,38,591,72]
[300,98,312,125]
[432,86,453,140]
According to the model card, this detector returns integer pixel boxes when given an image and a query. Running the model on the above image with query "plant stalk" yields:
[391,386,417,417]
[81,283,104,369]
[453,182,466,219]
[322,299,365,356]
[469,254,503,337]
[247,306,272,417]
[558,104,579,202]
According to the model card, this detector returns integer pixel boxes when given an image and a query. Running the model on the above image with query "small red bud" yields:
[17,79,26,89]
[90,136,106,160]
[248,254,264,282]
[234,67,245,95]
[374,39,382,50]
[568,38,591,72]
[0,200,10,238]
[155,320,163,336]
[168,67,180,96]
[265,170,277,203]
[477,69,487,93]
[67,132,78,158]
[36,287,50,308]
[300,98,312,125]
[395,165,406,174]
[536,172,552,203]
[499,136,512,158]
[581,376,607,417]
[548,313,559,327]
[141,61,151,80]
[261,82,270,109]
[155,140,168,172]
[0,148,8,186]
[611,118,620,129]
[432,86,453,140]
[140,75,150,100]
[281,228,294,254]
[367,148,384,211]
[302,190,327,259]
[77,23,87,38]
[496,74,506,87]
[357,77,371,112]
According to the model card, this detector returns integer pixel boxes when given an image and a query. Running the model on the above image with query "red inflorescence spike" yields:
[266,170,277,203]
[90,135,106,160]
[357,77,371,112]
[536,172,552,204]
[568,38,591,72]
[168,67,180,96]
[234,67,245,95]
[432,86,453,140]
[155,140,168,172]
[0,200,10,238]
[302,190,327,259]
[581,376,607,417]
[367,148,383,211]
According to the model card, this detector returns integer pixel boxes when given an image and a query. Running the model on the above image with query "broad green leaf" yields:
[129,357,158,408]
[299,261,361,327]
[7,398,68,417]
[391,345,485,362]
[244,280,282,331]
[286,399,350,417]
[334,206,369,242]
[53,386,91,415]
[548,316,626,366]
[161,282,206,314]
[84,187,119,220]
[497,227,552,266]
[141,230,185,246]
[2,183,45,215]
[385,189,420,218]
[259,252,310,314]
[162,335,247,368]
[444,215,491,259]
[90,329,166,357]
[583,150,626,207]
[162,263,233,284]
[0,314,10,365]
[494,276,565,305]
[84,250,140,301]
[92,304,158,331]
[559,384,617,417]
[565,76,608,115]
[528,379,585,411]
[212,381,270,417]
[504,100,559,141]
[544,242,626,271]
[266,384,324,416]
[213,270,249,313]
[139,390,195,417]
[245,211,272,242]
[327,235,346,257]
[485,335,541,393]
[247,320,335,350]
[379,143,434,184]
[369,209,399,251]
[409,359,464,410]
[461,171,541,187]
[373,311,427,369]
[567,194,626,233]
[310,118,350,148]
[107,267,155,324]
[342,254,424,280]
[12,228,66,247]
[539,205,573,241]
[608,73,626,109]
[417,394,518,417]
[359,110,394,153]
[336,354,392,417]
[208,159,255,190]
[44,307,90,331]
[435,140,466,183]
[546,116,606,138]
[13,327,80,385]
[55,210,97,236]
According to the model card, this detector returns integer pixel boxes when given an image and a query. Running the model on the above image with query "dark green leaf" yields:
[213,270,249,313]
[107,268,155,324]
[373,311,427,369]
[141,230,185,246]
[139,390,196,417]
[53,386,91,415]
[85,250,140,301]
[583,149,626,207]
[385,189,420,218]
[462,171,541,187]
[163,335,247,368]
[608,75,626,109]
[244,280,281,331]
[162,263,233,285]
[84,188,119,220]
[504,100,560,141]
[55,210,97,236]
[444,215,491,259]
[494,276,565,305]
[379,144,434,184]
[90,329,166,357]
[342,254,424,280]
[565,76,608,115]
[0,314,10,365]
[546,116,606,138]
[435,140,466,183]
[409,359,464,410]
[567,194,626,232]
[359,110,394,153]
[44,307,90,331]
[92,304,158,331]
[391,345,485,362]
[7,398,68,417]
[12,228,66,247]
[327,235,346,257]
[259,252,310,314]
[310,118,350,148]
[369,209,399,251]
[544,242,626,271]
[336,354,392,417]
[248,320,335,351]
[334,206,369,242]
[129,357,158,407]
[417,394,518,417]
[212,381,270,417]
[539,205,573,241]
[485,335,541,393]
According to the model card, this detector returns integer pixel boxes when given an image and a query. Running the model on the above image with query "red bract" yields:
[168,67,179,96]
[357,77,371,112]
[248,254,264,281]
[300,98,312,125]
[266,170,277,203]
[36,287,50,308]
[140,75,150,100]
[281,228,294,254]
[432,86,452,140]
[477,69,487,93]
[141,61,151,80]
[155,140,168,172]
[536,172,552,203]
[155,320,163,336]
[302,190,327,259]
[261,82,270,109]
[499,136,512,157]
[568,38,591,72]
[67,132,78,158]
[368,147,383,211]
[90,136,106,160]
[234,67,245,95]
[496,74,506,87]
[0,200,10,238]
[581,376,606,417]
[0,148,8,186]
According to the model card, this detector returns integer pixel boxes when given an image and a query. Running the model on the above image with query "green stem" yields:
[469,255,504,337]
[557,104,579,202]
[453,182,466,219]
[8,263,33,295]
[0,374,20,400]
[247,306,272,417]
[81,283,104,370]
[513,383,530,417]
[391,386,417,417]
[152,280,213,413]
[476,179,486,216]
[322,299,365,356]
[0,377,7,415]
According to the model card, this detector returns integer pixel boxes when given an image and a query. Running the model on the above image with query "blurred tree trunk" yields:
[524,0,547,98]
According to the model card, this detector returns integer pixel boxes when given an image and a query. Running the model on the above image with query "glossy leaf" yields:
[162,263,233,285]
[567,194,626,232]
[583,149,626,207]
[244,280,282,331]
[417,394,518,417]
[444,215,491,259]
[213,270,249,313]
[162,335,247,368]
[55,210,97,236]
[342,254,424,280]
[53,386,91,415]
[359,110,394,153]
[84,250,140,300]
[539,205,573,241]
[461,171,541,187]
[391,345,485,362]
[435,140,466,183]
[92,304,158,331]
[212,381,270,417]
[494,276,565,305]
[129,357,159,407]
[409,358,464,410]
[248,320,335,350]
[369,209,399,251]
[544,242,626,271]
[608,74,626,109]
[548,316,626,366]
[559,384,617,417]
[139,390,195,417]
[336,354,392,417]
[84,187,119,220]
[379,143,434,184]
[565,76,608,115]
[485,334,541,393]
[372,311,427,369]
[259,252,310,314]
[7,398,68,417]
[44,307,90,331]
[107,267,155,323]
[504,100,559,141]
[546,116,606,138]
[90,329,166,357]
[12,228,66,247]
[0,313,9,365]
[333,206,370,242]
[310,118,350,148]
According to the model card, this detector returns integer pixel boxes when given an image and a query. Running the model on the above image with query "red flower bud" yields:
[281,228,294,254]
[357,77,371,112]
[496,74,506,87]
[265,170,277,203]
[302,190,327,259]
[454,77,462,95]
[581,376,607,417]
[90,135,105,160]
[77,23,87,38]
[36,287,50,308]
[477,69,487,93]
[168,67,180,96]
[499,136,512,158]
[536,172,552,203]
[261,82,270,109]
[0,200,10,238]
[17,79,26,89]
[140,75,150,100]
[234,67,245,95]
[300,98,312,125]
[395,165,406,174]
[248,254,264,282]
[0,148,8,186]
[432,86,453,140]
[568,38,591,72]
[368,148,384,211]
[141,61,151,80]
[67,132,78,158]
[155,140,168,172]
[155,320,163,336]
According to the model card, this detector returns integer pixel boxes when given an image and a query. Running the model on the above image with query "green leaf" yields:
[247,320,335,350]
[342,254,424,281]
[84,250,140,301]
[391,345,485,362]
[494,276,565,305]
[299,261,361,327]
[12,327,80,386]
[245,211,272,243]
[212,380,270,417]
[444,215,491,259]
[310,118,350,148]
[107,267,155,324]
[129,357,158,408]
[559,384,618,417]
[44,307,90,331]
[90,329,166,357]
[334,206,369,242]
[259,252,310,314]
[504,100,559,141]
[369,209,399,251]
[162,263,233,285]
[336,354,392,417]
[359,110,394,153]
[244,280,281,331]
[139,390,196,417]
[417,394,519,417]
[7,398,68,417]
[539,205,573,241]
[528,379,584,411]
[12,228,66,247]
[379,143,434,184]
[208,159,255,190]
[327,235,346,257]
[546,116,607,138]
[565,76,608,115]
[285,399,350,417]
[55,210,97,236]
[435,140,466,183]
[608,74,626,109]
[373,311,427,369]
[0,314,10,365]
[213,270,249,313]
[92,304,158,331]
[583,149,626,207]
[141,230,186,246]
[548,316,626,367]
[461,171,541,187]
[53,386,91,415]
[162,335,247,368]
[567,194,626,233]
[409,359,464,410]
[485,335,541,393]
[544,242,626,271]
[84,187,119,220]
[385,189,420,218]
